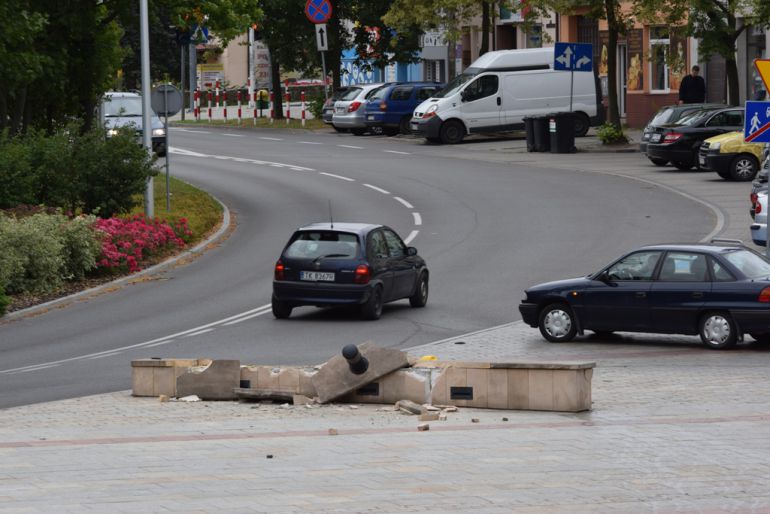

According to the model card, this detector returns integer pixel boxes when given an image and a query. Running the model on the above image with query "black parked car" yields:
[641,103,725,166]
[272,223,429,320]
[519,241,770,349]
[646,107,744,170]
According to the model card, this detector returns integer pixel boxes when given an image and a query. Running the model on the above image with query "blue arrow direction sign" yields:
[745,101,770,143]
[554,42,593,72]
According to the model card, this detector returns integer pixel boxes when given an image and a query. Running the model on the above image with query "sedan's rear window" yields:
[284,231,359,259]
[340,87,363,101]
[650,108,675,126]
[722,250,770,279]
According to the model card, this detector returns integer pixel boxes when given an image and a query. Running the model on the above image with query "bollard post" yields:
[269,91,274,124]
[207,90,212,122]
[253,91,258,125]
[285,91,290,125]
[301,90,306,128]
[342,345,369,375]
[237,91,242,126]
[223,90,228,124]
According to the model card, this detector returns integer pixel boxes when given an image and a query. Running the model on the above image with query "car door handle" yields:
[635,292,646,298]
[692,292,704,299]
[497,97,501,106]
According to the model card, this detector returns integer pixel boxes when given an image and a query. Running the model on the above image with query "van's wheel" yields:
[730,154,759,181]
[440,120,465,144]
[648,157,668,166]
[361,286,384,320]
[538,303,577,342]
[271,295,292,319]
[409,272,429,308]
[573,113,590,137]
[399,116,412,135]
[699,311,737,349]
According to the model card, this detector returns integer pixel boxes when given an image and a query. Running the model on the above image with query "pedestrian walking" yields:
[678,65,706,104]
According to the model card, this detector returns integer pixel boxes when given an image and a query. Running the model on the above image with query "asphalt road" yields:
[0,127,714,408]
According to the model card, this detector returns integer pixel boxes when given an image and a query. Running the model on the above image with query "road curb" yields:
[2,190,232,322]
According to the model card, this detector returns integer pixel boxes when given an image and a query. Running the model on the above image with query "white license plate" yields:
[336,107,345,113]
[367,115,375,120]
[300,271,335,282]
[651,133,662,143]
[699,155,706,166]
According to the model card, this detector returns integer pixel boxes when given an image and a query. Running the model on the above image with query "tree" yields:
[637,0,770,106]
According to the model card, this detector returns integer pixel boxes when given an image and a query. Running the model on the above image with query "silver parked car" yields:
[332,83,386,136]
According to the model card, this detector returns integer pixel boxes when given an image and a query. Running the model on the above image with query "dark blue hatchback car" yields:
[272,223,429,320]
[519,241,770,349]
[364,82,444,136]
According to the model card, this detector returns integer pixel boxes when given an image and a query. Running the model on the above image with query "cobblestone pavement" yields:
[2,144,769,513]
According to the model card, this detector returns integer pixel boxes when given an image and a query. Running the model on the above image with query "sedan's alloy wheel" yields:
[700,313,737,349]
[543,309,572,338]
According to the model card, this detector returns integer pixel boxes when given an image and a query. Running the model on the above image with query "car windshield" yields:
[103,96,143,117]
[434,72,477,98]
[284,231,359,259]
[722,249,770,279]
[649,108,675,126]
[676,109,714,126]
[340,87,363,101]
[369,86,390,100]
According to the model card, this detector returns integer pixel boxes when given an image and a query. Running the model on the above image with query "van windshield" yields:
[434,71,478,98]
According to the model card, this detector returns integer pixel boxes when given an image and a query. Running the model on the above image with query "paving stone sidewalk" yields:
[2,138,769,513]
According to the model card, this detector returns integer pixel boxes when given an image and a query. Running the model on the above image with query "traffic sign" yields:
[305,0,332,24]
[151,84,183,117]
[755,59,770,93]
[744,101,770,143]
[315,24,328,51]
[190,24,208,44]
[553,42,593,72]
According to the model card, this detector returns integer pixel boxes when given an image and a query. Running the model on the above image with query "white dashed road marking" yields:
[363,184,390,194]
[404,230,419,245]
[383,150,410,155]
[394,196,414,209]
[413,212,422,226]
[320,172,355,182]
[337,145,364,149]
[222,134,245,138]
[299,141,322,145]
[259,137,283,141]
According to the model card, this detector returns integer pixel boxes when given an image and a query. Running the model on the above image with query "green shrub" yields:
[596,122,628,145]
[0,285,9,316]
[0,135,35,208]
[308,96,325,120]
[59,215,100,280]
[0,213,65,294]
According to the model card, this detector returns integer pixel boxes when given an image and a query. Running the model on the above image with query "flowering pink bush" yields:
[95,214,187,273]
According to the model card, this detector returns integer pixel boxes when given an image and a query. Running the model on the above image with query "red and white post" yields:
[207,90,213,122]
[253,91,258,125]
[285,91,291,125]
[223,91,228,124]
[301,90,306,128]
[194,89,200,121]
[237,91,242,126]
[269,91,274,124]
[215,81,221,112]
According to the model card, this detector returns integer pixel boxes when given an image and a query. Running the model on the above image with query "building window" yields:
[650,27,670,92]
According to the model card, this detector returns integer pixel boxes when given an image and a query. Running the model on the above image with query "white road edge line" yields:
[223,310,271,326]
[394,196,414,209]
[383,150,410,155]
[320,172,355,182]
[183,328,215,338]
[412,212,422,226]
[363,183,390,194]
[404,230,419,245]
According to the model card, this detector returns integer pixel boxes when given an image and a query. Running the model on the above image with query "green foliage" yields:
[307,96,326,120]
[0,285,8,316]
[59,215,101,280]
[0,134,35,207]
[596,122,628,145]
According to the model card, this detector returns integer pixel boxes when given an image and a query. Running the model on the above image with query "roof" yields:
[638,241,749,254]
[296,222,382,235]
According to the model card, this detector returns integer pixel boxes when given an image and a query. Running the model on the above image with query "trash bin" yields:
[532,115,550,152]
[549,112,576,154]
[523,116,536,152]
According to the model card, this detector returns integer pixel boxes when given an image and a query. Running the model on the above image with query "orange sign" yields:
[755,59,770,92]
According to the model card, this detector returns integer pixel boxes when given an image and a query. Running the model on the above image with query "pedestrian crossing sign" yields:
[755,59,770,93]
[744,101,770,143]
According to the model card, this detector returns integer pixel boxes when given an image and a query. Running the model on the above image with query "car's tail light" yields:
[347,101,361,113]
[354,264,371,284]
[751,192,758,204]
[274,260,285,281]
[759,286,770,303]
[379,102,387,111]
[663,132,683,144]
[756,202,762,214]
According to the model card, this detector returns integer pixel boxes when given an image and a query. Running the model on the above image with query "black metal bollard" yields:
[342,344,369,375]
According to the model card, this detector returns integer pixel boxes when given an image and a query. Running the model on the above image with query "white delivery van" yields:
[410,48,603,144]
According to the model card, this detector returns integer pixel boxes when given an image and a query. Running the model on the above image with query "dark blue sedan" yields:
[272,223,429,320]
[519,241,770,349]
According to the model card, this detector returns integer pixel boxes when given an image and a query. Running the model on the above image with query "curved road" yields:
[0,127,714,408]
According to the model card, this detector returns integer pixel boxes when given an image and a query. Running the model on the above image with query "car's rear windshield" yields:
[722,249,770,279]
[676,109,714,126]
[649,108,675,126]
[340,87,363,101]
[284,231,359,259]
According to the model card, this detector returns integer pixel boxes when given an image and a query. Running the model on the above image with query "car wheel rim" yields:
[703,315,731,345]
[736,160,754,178]
[544,309,571,338]
[420,279,428,301]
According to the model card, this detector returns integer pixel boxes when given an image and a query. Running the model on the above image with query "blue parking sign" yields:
[745,101,770,143]
[554,43,593,72]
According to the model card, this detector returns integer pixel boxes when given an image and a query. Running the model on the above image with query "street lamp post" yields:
[140,0,154,218]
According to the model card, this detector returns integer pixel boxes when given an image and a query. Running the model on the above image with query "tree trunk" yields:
[725,57,740,106]
[9,87,27,136]
[271,58,283,119]
[604,0,620,127]
[480,1,490,56]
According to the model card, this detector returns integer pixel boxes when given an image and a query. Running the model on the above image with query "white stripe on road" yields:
[183,328,215,338]
[259,137,283,141]
[143,339,176,348]
[172,129,211,134]
[223,309,271,326]
[222,134,245,138]
[363,184,390,194]
[320,172,355,182]
[413,212,422,226]
[337,145,364,149]
[404,230,419,245]
[383,150,410,155]
[394,196,414,209]
[169,147,314,172]
[299,141,322,145]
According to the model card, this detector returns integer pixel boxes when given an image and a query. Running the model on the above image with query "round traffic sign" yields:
[151,84,183,117]
[305,0,332,24]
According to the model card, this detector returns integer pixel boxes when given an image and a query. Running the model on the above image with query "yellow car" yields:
[699,131,764,181]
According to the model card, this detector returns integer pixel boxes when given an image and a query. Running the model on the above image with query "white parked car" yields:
[751,191,769,246]
[331,83,386,136]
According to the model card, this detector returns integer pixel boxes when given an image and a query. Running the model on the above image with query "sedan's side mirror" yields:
[406,247,417,256]
[596,270,611,283]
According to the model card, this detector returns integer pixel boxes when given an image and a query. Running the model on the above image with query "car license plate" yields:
[651,133,662,143]
[411,122,418,130]
[300,271,335,282]
[336,107,345,113]
[367,115,375,120]
[699,155,706,166]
